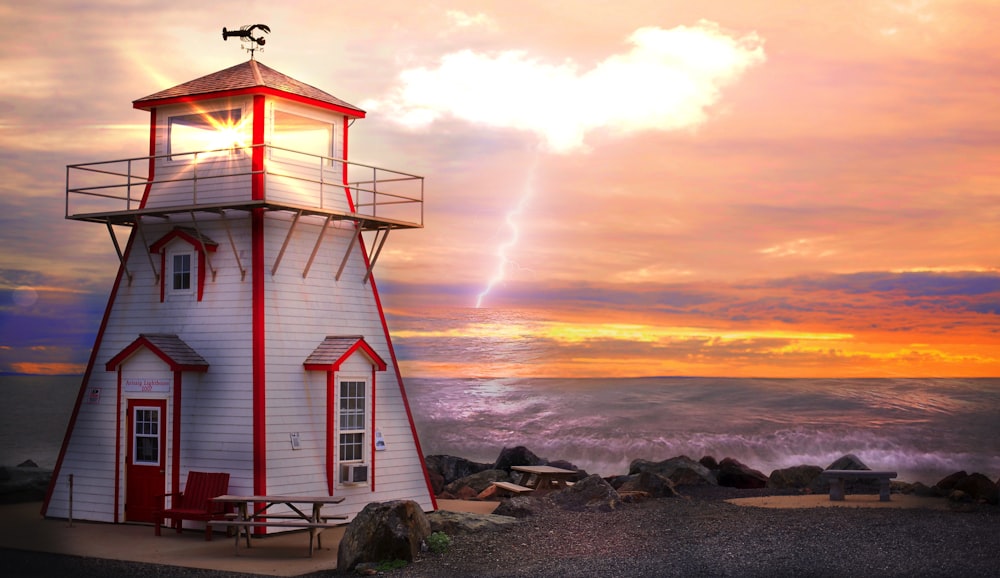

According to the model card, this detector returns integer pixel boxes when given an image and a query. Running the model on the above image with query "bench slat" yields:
[492,481,534,494]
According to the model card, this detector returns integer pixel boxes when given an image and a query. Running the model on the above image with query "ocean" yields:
[3,375,998,486]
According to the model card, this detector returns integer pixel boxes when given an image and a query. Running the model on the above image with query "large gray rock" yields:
[826,454,871,471]
[717,457,768,489]
[336,500,431,573]
[546,474,622,512]
[493,446,544,472]
[493,495,545,519]
[425,510,520,535]
[617,471,679,498]
[424,455,493,486]
[952,472,998,505]
[443,469,511,496]
[629,456,717,486]
[768,465,823,489]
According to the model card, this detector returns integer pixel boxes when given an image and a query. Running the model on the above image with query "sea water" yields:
[3,375,998,486]
[405,376,1000,485]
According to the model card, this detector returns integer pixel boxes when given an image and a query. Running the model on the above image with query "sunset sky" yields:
[1,1,998,378]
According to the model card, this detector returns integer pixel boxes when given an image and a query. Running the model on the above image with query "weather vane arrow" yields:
[222,24,271,58]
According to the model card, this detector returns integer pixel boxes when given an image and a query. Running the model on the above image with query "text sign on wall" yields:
[124,377,172,393]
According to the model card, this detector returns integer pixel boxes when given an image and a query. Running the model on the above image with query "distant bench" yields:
[491,481,534,496]
[820,470,897,502]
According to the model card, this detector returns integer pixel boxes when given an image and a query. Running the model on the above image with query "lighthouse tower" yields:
[43,57,435,526]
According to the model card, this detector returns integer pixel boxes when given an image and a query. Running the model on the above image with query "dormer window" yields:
[149,228,218,302]
[170,252,193,293]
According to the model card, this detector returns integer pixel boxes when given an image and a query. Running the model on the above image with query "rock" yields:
[717,457,768,489]
[427,469,445,496]
[336,500,431,573]
[617,471,679,498]
[424,455,493,486]
[547,459,588,481]
[493,446,544,472]
[493,496,545,519]
[947,489,971,503]
[425,510,520,535]
[629,456,717,486]
[911,482,936,497]
[443,469,511,496]
[952,472,998,505]
[0,466,53,504]
[768,465,823,489]
[934,471,969,493]
[17,460,39,468]
[699,456,719,470]
[826,454,871,471]
[546,474,622,512]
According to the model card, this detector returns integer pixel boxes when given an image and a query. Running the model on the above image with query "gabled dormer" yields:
[149,227,218,302]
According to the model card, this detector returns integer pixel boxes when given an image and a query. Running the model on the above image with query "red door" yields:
[125,399,166,523]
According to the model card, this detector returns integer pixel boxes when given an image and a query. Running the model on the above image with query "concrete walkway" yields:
[0,500,496,576]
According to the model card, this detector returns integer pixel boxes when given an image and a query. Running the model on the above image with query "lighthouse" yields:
[42,52,435,528]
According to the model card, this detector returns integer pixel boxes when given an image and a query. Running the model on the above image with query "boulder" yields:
[768,465,823,489]
[0,465,53,504]
[425,510,520,535]
[546,474,622,512]
[424,455,493,486]
[493,496,545,519]
[547,459,588,481]
[427,469,445,496]
[910,481,936,497]
[952,473,998,505]
[493,446,544,472]
[337,500,430,573]
[443,469,511,496]
[934,471,969,493]
[617,471,679,498]
[629,456,717,486]
[699,456,719,470]
[826,454,871,471]
[717,457,768,489]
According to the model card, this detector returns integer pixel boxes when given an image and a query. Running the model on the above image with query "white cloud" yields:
[366,20,765,153]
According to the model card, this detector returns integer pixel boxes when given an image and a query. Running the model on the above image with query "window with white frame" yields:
[270,108,338,164]
[338,379,366,463]
[133,407,161,465]
[167,249,194,295]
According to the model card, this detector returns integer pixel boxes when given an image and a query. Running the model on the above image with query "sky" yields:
[0,0,998,379]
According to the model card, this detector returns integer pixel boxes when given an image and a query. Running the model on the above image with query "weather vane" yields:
[222,24,271,59]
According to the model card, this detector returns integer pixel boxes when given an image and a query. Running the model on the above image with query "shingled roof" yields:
[133,59,365,116]
[106,334,209,372]
[303,336,387,371]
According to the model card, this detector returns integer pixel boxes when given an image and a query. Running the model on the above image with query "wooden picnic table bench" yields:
[819,469,897,502]
[511,465,578,491]
[491,481,534,496]
[209,495,346,556]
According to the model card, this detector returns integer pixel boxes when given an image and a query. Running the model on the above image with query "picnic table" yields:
[511,465,577,490]
[209,495,346,556]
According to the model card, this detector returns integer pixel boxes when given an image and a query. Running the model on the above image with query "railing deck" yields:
[65,145,423,230]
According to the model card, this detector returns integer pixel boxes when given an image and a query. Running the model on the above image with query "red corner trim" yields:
[370,364,377,492]
[172,370,182,497]
[252,95,265,201]
[360,241,438,509]
[251,207,266,499]
[138,109,156,210]
[113,368,123,522]
[326,372,335,496]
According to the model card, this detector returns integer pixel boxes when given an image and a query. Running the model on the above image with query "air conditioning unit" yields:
[341,463,368,484]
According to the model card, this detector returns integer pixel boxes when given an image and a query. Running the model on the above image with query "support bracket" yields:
[303,215,332,279]
[362,227,390,285]
[106,220,133,286]
[272,210,302,276]
[336,223,363,282]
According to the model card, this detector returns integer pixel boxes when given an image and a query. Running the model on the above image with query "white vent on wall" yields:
[341,463,368,484]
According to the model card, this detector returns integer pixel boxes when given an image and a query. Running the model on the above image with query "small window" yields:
[133,408,160,466]
[338,380,366,462]
[168,108,247,160]
[172,253,191,291]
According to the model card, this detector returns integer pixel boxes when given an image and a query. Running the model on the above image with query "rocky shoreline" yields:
[425,446,1000,507]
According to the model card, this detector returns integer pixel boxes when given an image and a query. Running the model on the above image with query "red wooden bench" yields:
[154,471,231,540]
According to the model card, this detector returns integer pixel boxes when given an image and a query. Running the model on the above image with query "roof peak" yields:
[133,60,365,116]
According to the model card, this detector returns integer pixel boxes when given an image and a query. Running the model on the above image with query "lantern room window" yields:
[271,109,335,163]
[168,108,246,160]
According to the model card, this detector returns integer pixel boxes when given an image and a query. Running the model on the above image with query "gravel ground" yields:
[2,490,997,577]
[395,489,1000,578]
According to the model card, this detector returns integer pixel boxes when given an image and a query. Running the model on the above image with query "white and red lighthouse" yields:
[42,57,435,527]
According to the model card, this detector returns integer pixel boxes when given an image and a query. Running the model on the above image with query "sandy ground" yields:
[0,494,956,576]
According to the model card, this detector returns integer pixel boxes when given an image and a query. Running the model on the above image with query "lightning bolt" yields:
[475,160,538,308]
